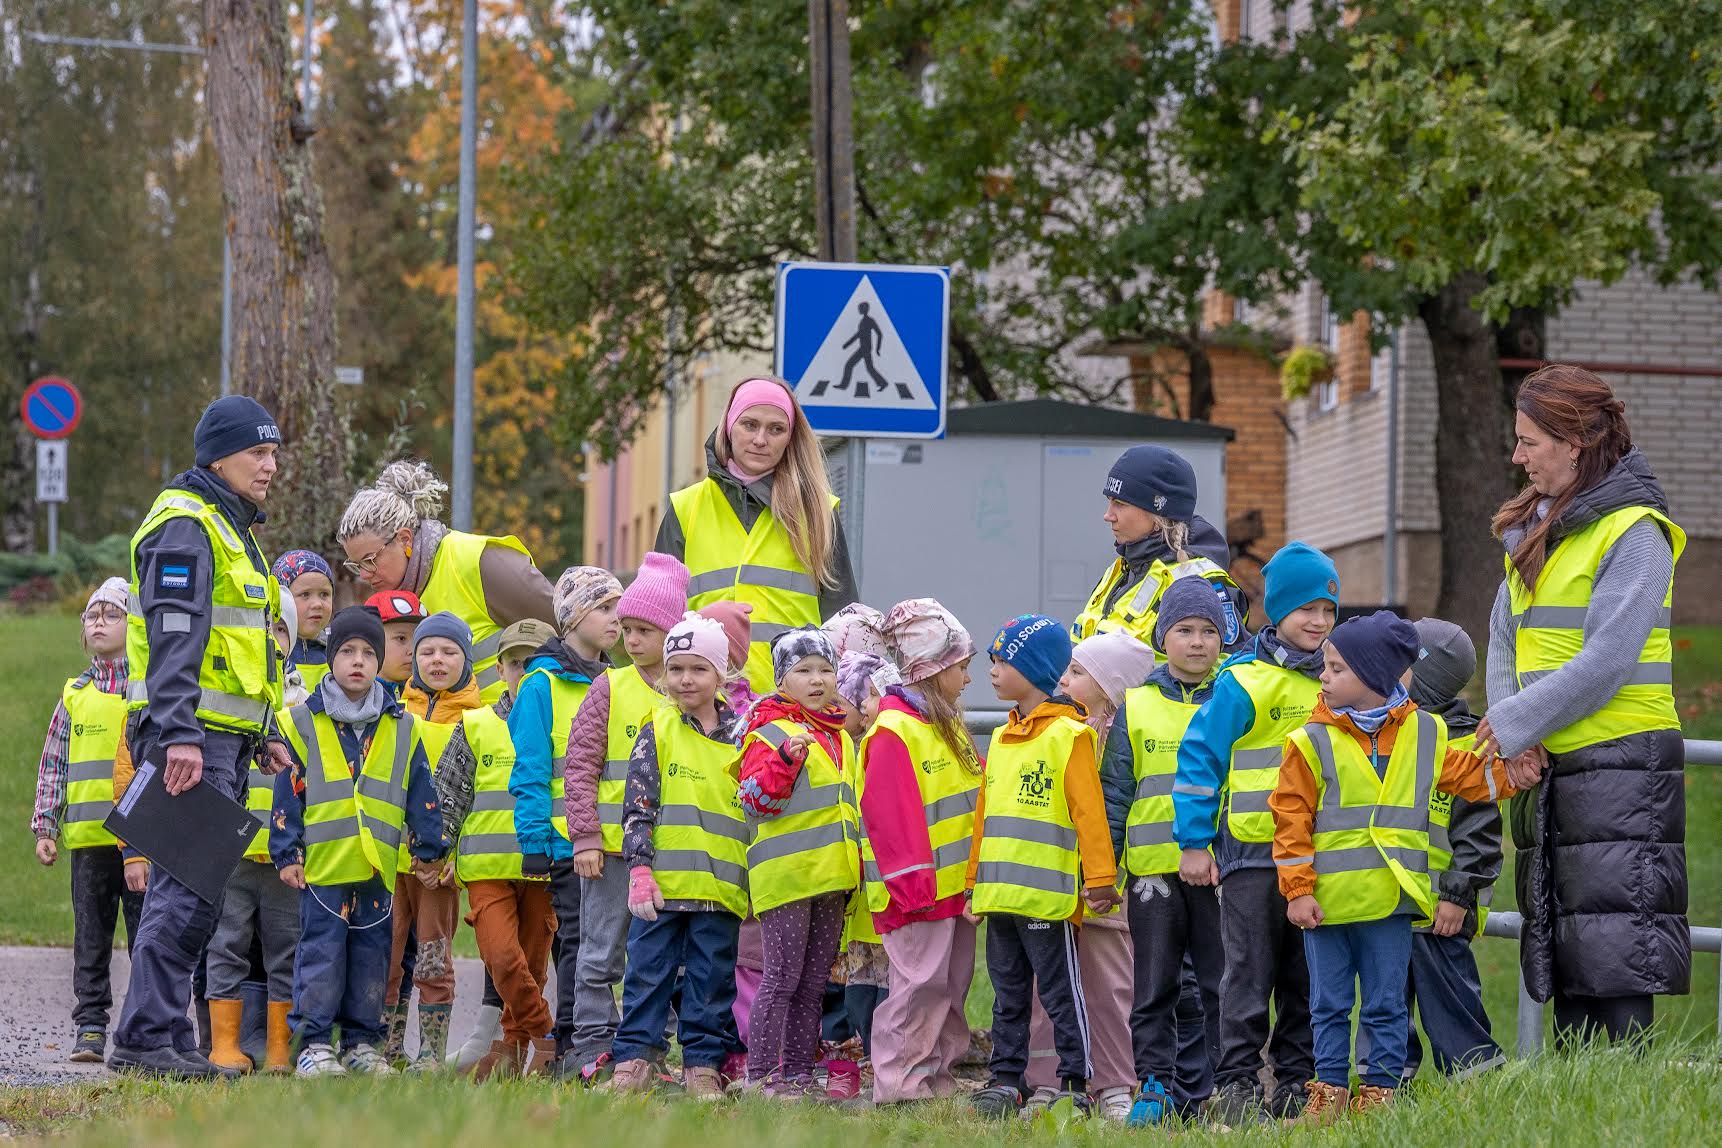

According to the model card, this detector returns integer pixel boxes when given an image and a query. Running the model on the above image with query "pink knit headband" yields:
[726,378,795,435]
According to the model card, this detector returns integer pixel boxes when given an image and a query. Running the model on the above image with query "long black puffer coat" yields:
[1511,727,1689,1000]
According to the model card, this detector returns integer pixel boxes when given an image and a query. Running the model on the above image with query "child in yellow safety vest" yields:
[560,552,689,1082]
[383,611,485,1069]
[1270,611,1534,1122]
[862,598,983,1105]
[433,618,561,1079]
[200,593,309,1075]
[736,626,858,1098]
[1172,541,1339,1124]
[510,565,621,1067]
[273,550,334,688]
[964,614,1120,1120]
[270,606,449,1077]
[1100,577,1227,1126]
[30,579,143,1066]
[604,612,748,1099]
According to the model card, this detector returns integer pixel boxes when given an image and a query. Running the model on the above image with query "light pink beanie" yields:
[664,611,728,674]
[1071,631,1158,709]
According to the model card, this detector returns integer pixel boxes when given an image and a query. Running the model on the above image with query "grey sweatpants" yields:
[206,858,301,1001]
[570,860,630,1063]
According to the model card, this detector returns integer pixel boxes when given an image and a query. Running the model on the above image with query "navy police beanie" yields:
[1104,445,1199,521]
[989,613,1073,697]
[195,395,281,468]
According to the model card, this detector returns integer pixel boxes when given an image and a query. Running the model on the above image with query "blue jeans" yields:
[613,909,740,1069]
[1303,916,1413,1088]
[290,877,395,1049]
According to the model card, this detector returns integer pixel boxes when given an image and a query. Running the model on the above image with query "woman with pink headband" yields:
[655,376,858,693]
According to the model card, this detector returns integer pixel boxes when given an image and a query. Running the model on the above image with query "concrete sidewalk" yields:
[0,946,494,1086]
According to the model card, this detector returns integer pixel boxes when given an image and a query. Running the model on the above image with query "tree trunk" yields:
[1419,271,1520,639]
[1185,335,1216,422]
[203,0,344,554]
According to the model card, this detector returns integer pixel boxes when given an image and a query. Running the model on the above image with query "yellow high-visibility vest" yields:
[671,477,835,694]
[126,489,282,734]
[1122,682,1204,876]
[1282,711,1444,925]
[519,667,589,840]
[970,715,1091,920]
[1222,660,1321,843]
[744,720,860,913]
[601,665,662,853]
[856,707,980,914]
[282,704,421,885]
[1072,556,1239,646]
[648,705,748,915]
[60,680,127,850]
[1507,505,1684,754]
[1425,730,1490,932]
[419,530,539,704]
[456,705,526,883]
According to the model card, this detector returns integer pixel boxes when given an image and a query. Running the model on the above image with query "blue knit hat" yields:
[989,613,1072,697]
[1104,445,1198,520]
[194,395,281,467]
[1327,611,1421,699]
[1153,576,1231,652]
[412,610,475,692]
[1262,541,1340,626]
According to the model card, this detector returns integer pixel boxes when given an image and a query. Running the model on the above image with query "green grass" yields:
[2,1049,1719,1144]
[1,612,1716,1045]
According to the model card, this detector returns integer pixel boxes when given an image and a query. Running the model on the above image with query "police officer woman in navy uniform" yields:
[110,396,293,1078]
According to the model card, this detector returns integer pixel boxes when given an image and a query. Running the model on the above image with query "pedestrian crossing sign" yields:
[775,261,949,438]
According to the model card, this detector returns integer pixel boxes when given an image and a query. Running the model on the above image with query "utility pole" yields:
[807,0,864,579]
[452,0,478,531]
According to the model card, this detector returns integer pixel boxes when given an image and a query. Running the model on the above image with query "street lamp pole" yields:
[452,0,478,532]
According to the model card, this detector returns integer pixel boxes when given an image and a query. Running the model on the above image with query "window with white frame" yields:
[1370,342,1392,392]
[1315,294,1341,410]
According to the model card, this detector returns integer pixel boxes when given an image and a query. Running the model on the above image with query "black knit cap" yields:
[194,395,281,467]
[1327,610,1421,699]
[1104,445,1198,520]
[326,605,386,666]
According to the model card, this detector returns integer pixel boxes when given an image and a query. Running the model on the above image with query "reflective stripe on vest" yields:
[397,719,459,873]
[457,705,526,882]
[1508,505,1684,754]
[523,667,589,840]
[1283,711,1443,926]
[1072,555,1239,645]
[1222,660,1321,843]
[602,665,662,853]
[744,719,861,913]
[971,714,1091,919]
[856,706,980,914]
[650,705,748,915]
[61,679,128,850]
[1122,682,1204,876]
[671,478,834,694]
[419,530,538,704]
[284,704,418,885]
[126,490,281,734]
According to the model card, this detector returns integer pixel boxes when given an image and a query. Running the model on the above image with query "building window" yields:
[1315,377,1339,411]
[1238,0,1251,40]
[1233,296,1250,325]
[1320,294,1341,352]
[1370,343,1391,392]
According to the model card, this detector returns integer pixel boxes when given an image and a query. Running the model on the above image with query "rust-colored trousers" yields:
[465,879,556,1043]
[387,876,461,1005]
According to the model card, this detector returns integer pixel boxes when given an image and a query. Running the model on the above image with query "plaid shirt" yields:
[33,657,129,839]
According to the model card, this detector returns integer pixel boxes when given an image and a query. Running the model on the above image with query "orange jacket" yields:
[1270,696,1517,902]
[402,675,486,725]
[966,698,1117,921]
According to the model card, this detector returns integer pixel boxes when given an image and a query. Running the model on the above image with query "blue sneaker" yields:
[1127,1077,1171,1127]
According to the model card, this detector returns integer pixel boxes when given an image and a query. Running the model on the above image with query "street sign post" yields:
[35,439,67,556]
[775,261,950,439]
[20,376,83,439]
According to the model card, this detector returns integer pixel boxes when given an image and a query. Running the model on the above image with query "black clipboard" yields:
[104,757,261,903]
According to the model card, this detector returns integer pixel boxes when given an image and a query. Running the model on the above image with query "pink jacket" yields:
[859,693,973,935]
[563,672,613,854]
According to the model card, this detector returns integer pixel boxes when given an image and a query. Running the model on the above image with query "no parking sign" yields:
[20,376,83,439]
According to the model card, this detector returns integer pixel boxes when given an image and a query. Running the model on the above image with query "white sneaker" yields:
[296,1043,346,1077]
[341,1043,397,1076]
[1095,1085,1135,1123]
[449,1004,502,1068]
[1019,1086,1061,1120]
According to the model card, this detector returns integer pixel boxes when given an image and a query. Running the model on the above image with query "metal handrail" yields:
[960,711,1722,1054]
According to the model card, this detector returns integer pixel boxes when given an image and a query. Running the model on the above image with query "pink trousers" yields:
[870,916,977,1103]
[1026,915,1135,1090]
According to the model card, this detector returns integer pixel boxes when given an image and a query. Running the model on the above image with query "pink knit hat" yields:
[617,552,690,632]
[664,611,728,674]
[1071,631,1157,709]
[698,601,754,674]
[882,597,975,684]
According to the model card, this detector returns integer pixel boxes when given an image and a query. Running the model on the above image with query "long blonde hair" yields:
[715,377,839,589]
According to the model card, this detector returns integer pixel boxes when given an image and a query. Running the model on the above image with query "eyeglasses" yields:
[82,606,126,624]
[343,537,399,576]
